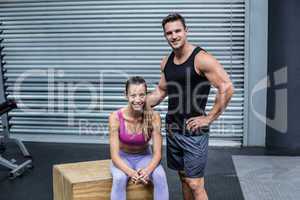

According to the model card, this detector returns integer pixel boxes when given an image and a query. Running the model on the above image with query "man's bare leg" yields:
[178,171,194,200]
[185,177,208,200]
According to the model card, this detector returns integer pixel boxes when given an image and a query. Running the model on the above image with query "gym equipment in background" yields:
[0,27,33,178]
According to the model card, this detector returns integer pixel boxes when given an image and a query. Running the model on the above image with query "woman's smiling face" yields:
[126,83,147,112]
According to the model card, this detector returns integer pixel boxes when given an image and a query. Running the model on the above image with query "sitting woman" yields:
[109,76,169,200]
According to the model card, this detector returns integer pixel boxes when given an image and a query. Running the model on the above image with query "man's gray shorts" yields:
[166,131,209,178]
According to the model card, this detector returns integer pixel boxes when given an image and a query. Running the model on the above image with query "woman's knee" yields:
[112,171,128,185]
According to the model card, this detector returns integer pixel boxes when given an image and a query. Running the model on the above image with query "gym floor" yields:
[0,142,274,200]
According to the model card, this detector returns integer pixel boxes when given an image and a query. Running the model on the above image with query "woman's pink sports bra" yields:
[117,110,149,146]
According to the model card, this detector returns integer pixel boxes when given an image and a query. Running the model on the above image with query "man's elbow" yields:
[159,89,167,102]
[148,87,167,107]
[219,81,234,96]
[219,82,234,98]
[226,82,234,99]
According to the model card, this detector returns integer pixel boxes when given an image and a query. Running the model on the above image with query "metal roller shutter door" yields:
[0,0,245,145]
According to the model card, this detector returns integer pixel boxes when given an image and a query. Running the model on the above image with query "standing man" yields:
[147,13,234,200]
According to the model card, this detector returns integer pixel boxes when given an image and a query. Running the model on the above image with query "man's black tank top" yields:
[163,46,211,134]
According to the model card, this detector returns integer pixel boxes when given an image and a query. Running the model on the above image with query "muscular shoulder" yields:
[195,50,217,75]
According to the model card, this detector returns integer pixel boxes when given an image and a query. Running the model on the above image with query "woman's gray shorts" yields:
[166,131,209,178]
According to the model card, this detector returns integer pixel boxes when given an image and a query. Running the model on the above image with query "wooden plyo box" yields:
[53,160,153,200]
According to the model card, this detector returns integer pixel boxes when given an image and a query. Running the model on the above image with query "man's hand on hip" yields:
[186,116,211,133]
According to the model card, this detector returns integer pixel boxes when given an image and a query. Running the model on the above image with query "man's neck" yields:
[173,43,194,59]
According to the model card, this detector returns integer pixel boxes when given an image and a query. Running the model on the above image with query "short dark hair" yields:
[162,12,186,30]
[125,76,147,95]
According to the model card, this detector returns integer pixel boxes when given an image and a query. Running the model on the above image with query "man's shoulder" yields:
[195,47,209,59]
[195,48,212,67]
[193,47,211,76]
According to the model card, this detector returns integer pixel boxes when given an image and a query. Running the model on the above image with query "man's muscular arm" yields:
[146,56,168,107]
[186,51,234,132]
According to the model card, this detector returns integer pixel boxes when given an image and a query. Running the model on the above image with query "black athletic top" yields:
[164,46,211,134]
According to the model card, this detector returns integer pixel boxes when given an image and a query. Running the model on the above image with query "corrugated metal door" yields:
[0,0,245,144]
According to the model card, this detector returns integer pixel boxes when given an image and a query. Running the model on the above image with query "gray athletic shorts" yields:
[166,131,209,178]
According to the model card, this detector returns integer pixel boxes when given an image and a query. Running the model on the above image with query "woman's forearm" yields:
[146,151,162,172]
[111,155,135,176]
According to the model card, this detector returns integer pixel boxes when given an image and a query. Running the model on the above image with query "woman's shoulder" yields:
[152,111,161,121]
[109,109,123,123]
